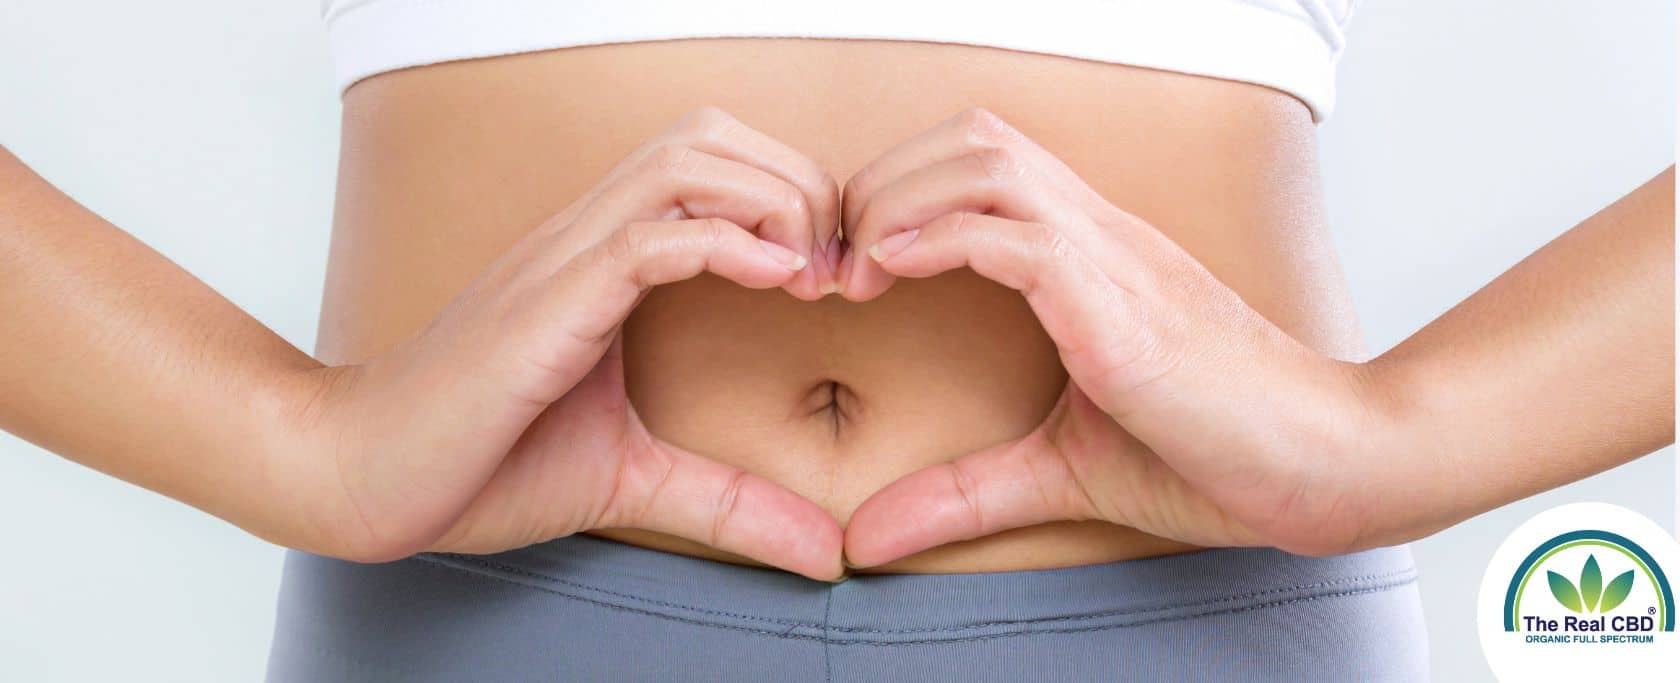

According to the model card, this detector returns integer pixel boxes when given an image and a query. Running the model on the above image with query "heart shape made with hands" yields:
[322,104,1345,589]
[603,106,1333,581]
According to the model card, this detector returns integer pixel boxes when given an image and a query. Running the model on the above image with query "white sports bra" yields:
[320,0,1356,121]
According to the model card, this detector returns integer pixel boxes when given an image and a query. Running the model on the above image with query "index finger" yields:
[575,107,842,293]
[841,108,1110,238]
[667,107,840,245]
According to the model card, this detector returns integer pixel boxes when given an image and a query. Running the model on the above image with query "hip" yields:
[269,535,1427,682]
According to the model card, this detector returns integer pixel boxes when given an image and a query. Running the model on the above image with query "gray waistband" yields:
[414,534,1418,646]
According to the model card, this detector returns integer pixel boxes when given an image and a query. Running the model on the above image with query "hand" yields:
[838,109,1380,567]
[284,108,846,580]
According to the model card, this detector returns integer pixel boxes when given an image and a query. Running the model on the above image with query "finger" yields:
[509,218,807,404]
[670,107,838,229]
[869,213,1175,404]
[842,430,1096,568]
[603,440,845,581]
[674,107,841,292]
[559,145,827,299]
[841,108,1111,241]
[573,107,841,295]
[842,147,1087,301]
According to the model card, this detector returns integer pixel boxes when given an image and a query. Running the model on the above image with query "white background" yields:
[0,1,1673,680]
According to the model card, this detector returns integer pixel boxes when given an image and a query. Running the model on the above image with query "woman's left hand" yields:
[836,109,1387,568]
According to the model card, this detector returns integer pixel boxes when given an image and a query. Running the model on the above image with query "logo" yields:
[1501,529,1672,639]
[1478,503,1680,678]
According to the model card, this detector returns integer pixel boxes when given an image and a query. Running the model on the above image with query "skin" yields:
[322,39,1341,572]
[841,111,1676,567]
[0,41,1669,581]
[0,114,847,580]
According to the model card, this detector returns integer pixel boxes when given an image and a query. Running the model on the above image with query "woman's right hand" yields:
[279,108,846,580]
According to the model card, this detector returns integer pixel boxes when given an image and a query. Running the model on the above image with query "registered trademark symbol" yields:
[1649,606,1657,615]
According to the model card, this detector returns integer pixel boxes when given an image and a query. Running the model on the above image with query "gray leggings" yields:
[267,534,1428,681]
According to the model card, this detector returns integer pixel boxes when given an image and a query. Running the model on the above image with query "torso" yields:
[317,38,1361,573]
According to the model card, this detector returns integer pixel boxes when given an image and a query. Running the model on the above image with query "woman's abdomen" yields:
[317,38,1361,573]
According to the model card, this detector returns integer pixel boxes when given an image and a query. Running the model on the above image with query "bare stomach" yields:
[316,38,1361,573]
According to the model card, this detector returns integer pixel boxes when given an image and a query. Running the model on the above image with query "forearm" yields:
[1358,166,1675,544]
[832,110,1673,563]
[0,147,333,549]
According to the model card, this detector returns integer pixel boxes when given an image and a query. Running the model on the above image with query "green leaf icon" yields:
[1599,570,1635,613]
[1549,570,1583,612]
[1581,555,1603,612]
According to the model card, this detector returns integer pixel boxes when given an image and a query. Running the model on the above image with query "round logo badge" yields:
[1478,502,1680,677]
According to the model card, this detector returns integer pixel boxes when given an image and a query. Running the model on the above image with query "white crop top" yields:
[320,0,1357,121]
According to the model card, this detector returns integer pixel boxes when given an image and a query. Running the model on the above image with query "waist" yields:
[413,533,1421,639]
[271,538,1428,680]
[317,38,1361,573]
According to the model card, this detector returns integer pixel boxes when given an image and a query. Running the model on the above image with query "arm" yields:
[0,146,323,548]
[1359,166,1674,546]
[834,109,1674,565]
[0,108,848,579]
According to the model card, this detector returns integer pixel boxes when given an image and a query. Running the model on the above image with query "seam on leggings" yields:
[410,554,1416,645]
[832,582,1419,648]
[419,552,1413,634]
[822,587,834,682]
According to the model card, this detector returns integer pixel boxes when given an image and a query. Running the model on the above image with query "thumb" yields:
[598,437,844,581]
[842,427,1096,569]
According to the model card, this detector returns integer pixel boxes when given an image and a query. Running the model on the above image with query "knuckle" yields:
[954,106,999,132]
[676,105,737,140]
[1020,220,1065,256]
[946,461,987,534]
[602,449,676,531]
[969,147,1017,182]
[956,106,1019,146]
[710,470,750,548]
[929,211,974,236]
[607,221,655,263]
[695,217,731,245]
[643,143,697,176]
[1003,222,1069,289]
[780,184,809,217]
[799,172,840,214]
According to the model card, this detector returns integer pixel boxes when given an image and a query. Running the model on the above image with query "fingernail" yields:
[869,229,920,263]
[820,280,839,295]
[758,239,807,270]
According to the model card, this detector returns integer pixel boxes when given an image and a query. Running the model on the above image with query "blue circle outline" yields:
[1502,529,1674,631]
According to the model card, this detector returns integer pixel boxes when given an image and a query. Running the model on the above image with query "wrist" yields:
[1209,338,1407,557]
[252,361,384,559]
[1330,354,1429,550]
